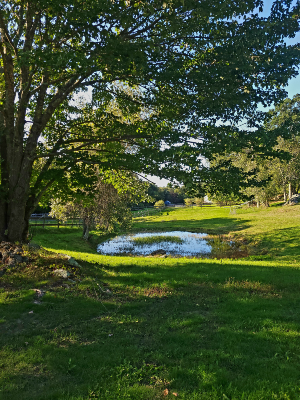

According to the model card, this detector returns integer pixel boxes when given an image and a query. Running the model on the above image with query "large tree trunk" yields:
[0,111,8,241]
[7,187,31,242]
[0,189,8,241]
[0,128,34,242]
[4,134,34,242]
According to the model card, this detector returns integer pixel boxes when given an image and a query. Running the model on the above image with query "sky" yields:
[149,0,300,187]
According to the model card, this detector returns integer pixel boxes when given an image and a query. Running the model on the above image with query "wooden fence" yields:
[29,216,82,228]
[131,204,186,211]
[29,202,214,227]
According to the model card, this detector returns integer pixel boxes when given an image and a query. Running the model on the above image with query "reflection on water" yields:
[97,231,212,257]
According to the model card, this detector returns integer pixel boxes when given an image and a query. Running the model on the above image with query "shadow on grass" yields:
[30,226,116,254]
[1,257,300,399]
[255,226,300,259]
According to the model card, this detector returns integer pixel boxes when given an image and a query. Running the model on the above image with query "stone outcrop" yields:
[0,242,82,279]
[0,241,29,267]
[284,194,300,206]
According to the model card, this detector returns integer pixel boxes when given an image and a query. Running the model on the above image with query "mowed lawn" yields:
[1,204,300,399]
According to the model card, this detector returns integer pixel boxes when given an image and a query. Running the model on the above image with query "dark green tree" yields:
[1,0,300,241]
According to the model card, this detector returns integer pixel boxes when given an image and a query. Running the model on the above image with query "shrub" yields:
[184,198,194,207]
[154,200,165,208]
[194,197,204,207]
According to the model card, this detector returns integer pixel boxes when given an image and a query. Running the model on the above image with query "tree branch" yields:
[0,11,18,57]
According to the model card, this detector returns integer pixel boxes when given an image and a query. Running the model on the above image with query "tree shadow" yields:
[255,226,300,258]
[1,257,300,399]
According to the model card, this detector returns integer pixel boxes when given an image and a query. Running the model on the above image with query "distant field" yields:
[1,203,300,399]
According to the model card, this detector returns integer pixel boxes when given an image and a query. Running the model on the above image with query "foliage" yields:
[147,184,186,204]
[49,171,149,238]
[184,198,194,207]
[1,0,300,241]
[212,95,300,205]
[154,200,165,208]
[194,197,204,207]
[208,191,242,206]
[264,94,300,198]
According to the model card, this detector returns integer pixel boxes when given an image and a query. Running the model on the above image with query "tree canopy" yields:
[1,0,300,241]
[206,94,300,205]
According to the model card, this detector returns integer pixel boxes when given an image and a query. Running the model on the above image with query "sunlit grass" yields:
[2,204,300,399]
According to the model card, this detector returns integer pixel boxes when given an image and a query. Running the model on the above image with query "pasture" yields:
[1,204,300,399]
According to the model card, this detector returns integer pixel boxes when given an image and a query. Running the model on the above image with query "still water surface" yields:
[97,231,212,257]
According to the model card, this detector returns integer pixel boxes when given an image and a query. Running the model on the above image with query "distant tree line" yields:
[147,184,186,204]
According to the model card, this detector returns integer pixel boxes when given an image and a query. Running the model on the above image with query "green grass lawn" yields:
[1,204,300,399]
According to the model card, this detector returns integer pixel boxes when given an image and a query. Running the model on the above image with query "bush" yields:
[194,197,204,207]
[154,200,165,208]
[184,198,194,207]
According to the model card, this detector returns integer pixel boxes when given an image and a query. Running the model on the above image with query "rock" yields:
[284,194,300,206]
[6,257,16,267]
[32,289,45,298]
[58,253,71,259]
[53,269,72,279]
[27,242,40,249]
[13,254,24,263]
[0,241,30,267]
[150,249,167,256]
[68,257,82,268]
[57,254,82,268]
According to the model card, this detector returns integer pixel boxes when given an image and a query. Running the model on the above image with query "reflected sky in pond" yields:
[97,231,212,257]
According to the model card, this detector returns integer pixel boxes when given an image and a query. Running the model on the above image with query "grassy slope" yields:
[1,205,300,400]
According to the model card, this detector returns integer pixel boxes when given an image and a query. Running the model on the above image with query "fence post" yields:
[43,217,45,229]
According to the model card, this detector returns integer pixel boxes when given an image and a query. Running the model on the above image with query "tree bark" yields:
[82,218,90,240]
[288,182,293,199]
[0,110,8,241]
[283,186,287,202]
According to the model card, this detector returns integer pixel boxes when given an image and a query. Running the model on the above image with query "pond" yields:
[97,231,212,257]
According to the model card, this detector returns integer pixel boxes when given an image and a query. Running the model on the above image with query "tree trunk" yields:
[288,182,293,199]
[7,193,30,242]
[283,187,287,202]
[82,218,90,240]
[0,197,8,242]
[256,201,260,208]
[0,112,8,241]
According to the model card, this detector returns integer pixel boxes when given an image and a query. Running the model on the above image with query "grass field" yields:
[1,204,300,399]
